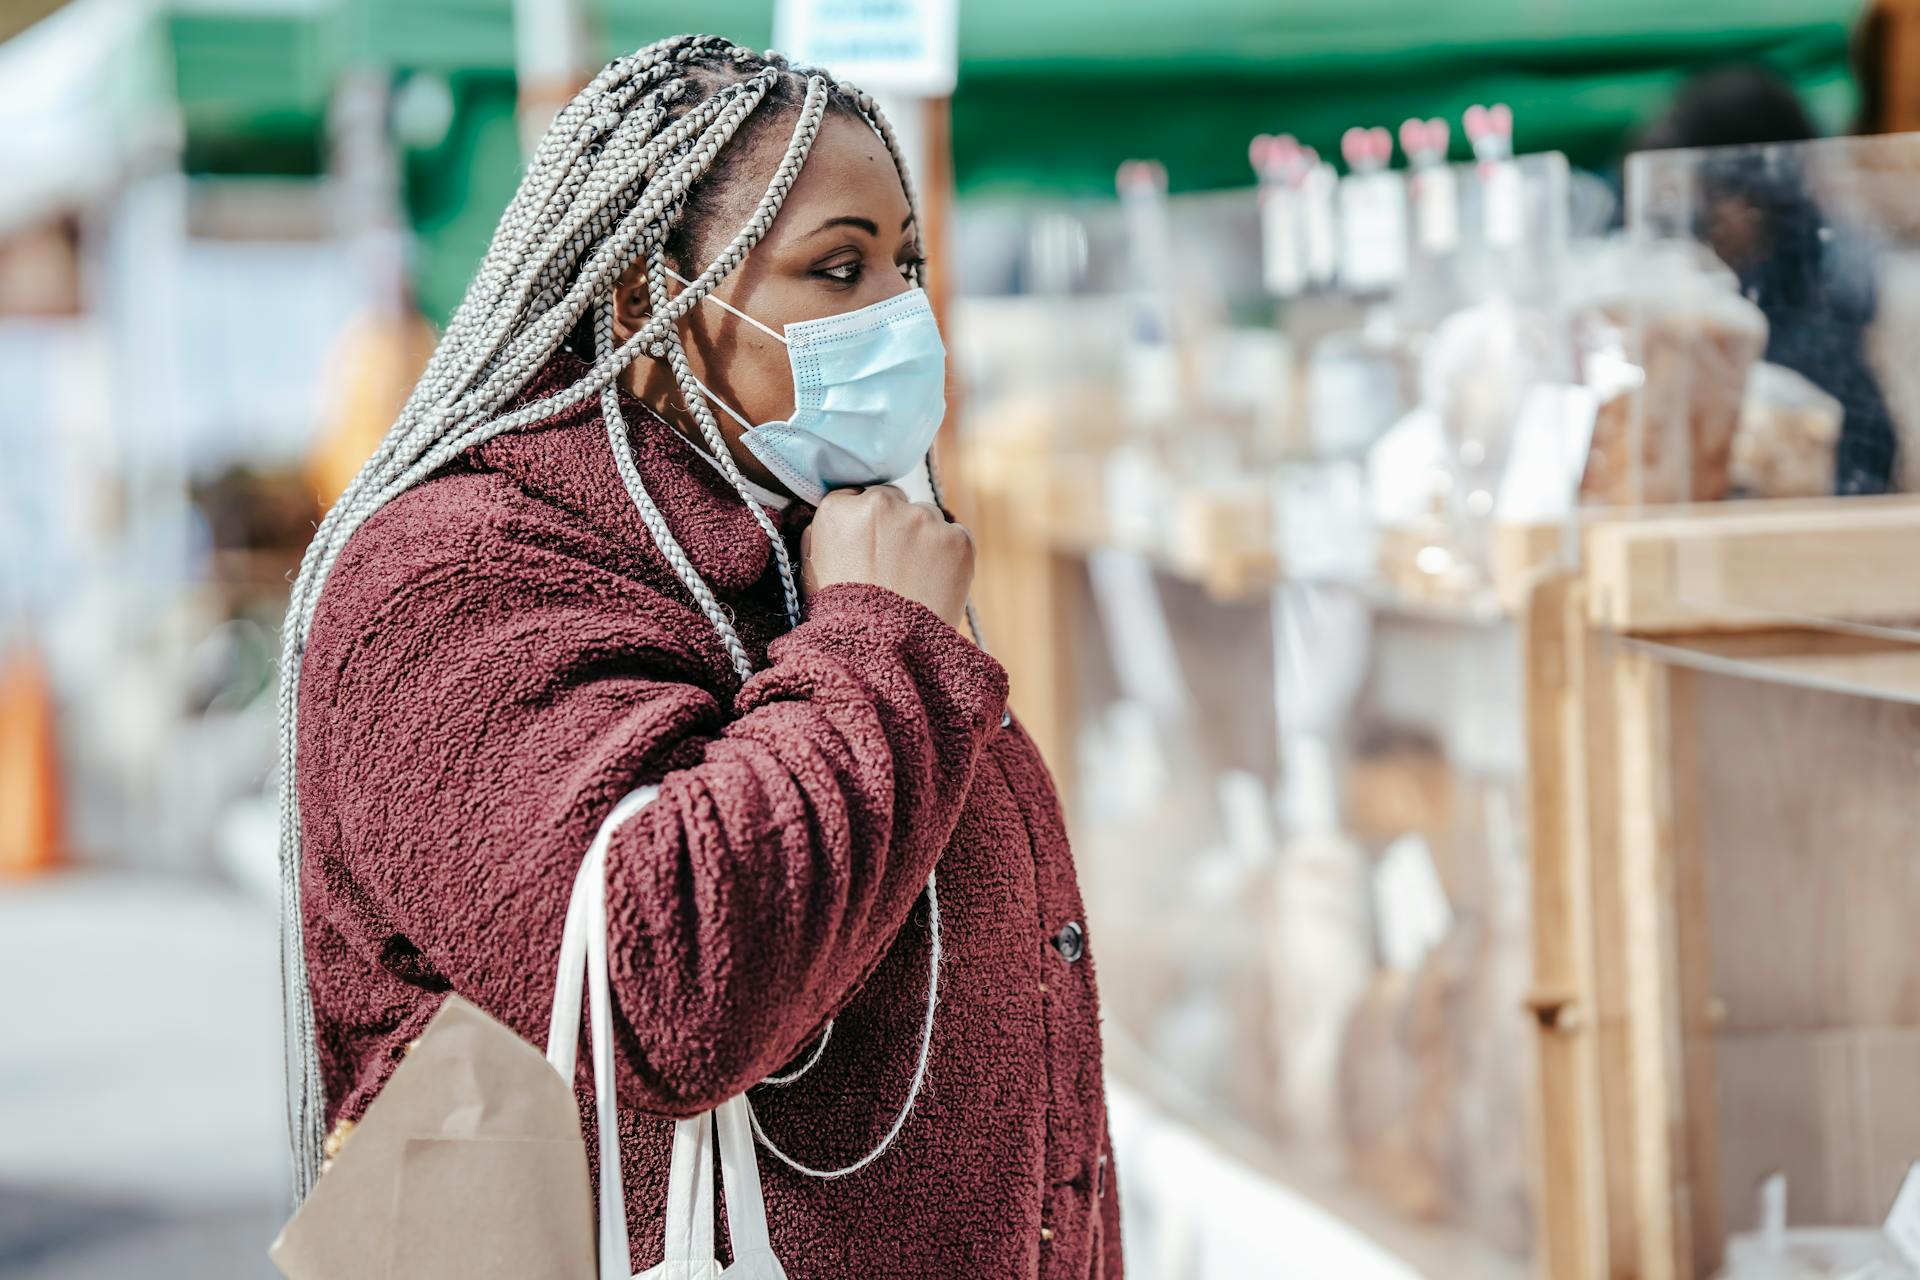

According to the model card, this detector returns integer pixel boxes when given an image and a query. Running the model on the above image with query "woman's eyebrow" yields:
[806,215,917,237]
[809,215,880,237]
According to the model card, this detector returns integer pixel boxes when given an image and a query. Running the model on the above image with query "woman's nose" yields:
[865,269,914,306]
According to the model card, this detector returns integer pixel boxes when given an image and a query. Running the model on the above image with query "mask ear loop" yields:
[665,266,788,345]
[687,373,757,433]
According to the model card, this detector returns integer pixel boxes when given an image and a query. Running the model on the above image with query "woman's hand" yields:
[801,485,975,629]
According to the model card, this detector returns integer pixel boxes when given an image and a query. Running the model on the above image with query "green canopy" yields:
[161,0,1865,320]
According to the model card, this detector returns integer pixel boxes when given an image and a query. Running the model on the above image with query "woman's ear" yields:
[609,263,652,346]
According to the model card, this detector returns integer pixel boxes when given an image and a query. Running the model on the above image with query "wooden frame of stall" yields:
[1525,495,1920,1280]
[966,429,1920,1279]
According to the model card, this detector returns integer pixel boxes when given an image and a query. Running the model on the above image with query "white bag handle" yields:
[546,787,788,1280]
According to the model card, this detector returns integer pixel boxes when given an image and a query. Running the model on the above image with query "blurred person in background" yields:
[279,34,1120,1279]
[1639,64,1900,494]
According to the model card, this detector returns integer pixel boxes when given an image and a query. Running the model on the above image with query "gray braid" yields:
[274,36,931,1197]
[597,296,758,680]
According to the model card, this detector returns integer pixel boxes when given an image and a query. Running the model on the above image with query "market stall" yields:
[953,122,1920,1278]
[1526,133,1920,1280]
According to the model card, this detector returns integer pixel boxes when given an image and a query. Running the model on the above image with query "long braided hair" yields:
[277,35,959,1198]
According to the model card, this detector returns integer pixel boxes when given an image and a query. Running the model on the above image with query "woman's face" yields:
[615,110,923,497]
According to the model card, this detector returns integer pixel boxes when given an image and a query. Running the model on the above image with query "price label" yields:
[1337,171,1408,292]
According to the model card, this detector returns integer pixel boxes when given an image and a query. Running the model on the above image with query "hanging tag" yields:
[1886,1161,1920,1267]
[1251,134,1309,297]
[1415,166,1458,254]
[1399,117,1457,255]
[1483,160,1524,248]
[1337,171,1408,292]
[1302,160,1339,288]
[1261,186,1306,296]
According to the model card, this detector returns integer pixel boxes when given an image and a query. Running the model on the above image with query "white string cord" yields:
[758,1021,833,1087]
[750,874,941,1179]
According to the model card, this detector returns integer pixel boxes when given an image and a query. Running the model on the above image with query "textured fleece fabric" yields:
[296,348,1122,1278]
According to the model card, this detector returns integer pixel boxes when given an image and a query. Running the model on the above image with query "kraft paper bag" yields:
[270,993,597,1280]
[273,784,787,1280]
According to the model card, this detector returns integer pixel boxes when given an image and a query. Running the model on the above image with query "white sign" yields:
[774,0,959,96]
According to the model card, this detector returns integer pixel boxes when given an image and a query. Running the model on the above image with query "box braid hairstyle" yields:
[276,33,970,1199]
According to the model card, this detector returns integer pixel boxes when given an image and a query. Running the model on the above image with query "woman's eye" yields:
[898,256,926,279]
[819,261,862,284]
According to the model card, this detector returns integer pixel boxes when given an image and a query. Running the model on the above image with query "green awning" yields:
[947,0,1862,194]
[168,9,341,176]
[157,0,1865,318]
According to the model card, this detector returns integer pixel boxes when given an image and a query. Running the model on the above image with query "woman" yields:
[278,35,1121,1279]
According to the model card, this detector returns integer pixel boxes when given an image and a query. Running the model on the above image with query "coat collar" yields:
[466,348,805,598]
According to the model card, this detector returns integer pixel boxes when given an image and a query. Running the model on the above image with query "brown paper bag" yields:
[270,994,597,1280]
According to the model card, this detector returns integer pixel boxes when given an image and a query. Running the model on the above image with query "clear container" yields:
[1587,134,1920,641]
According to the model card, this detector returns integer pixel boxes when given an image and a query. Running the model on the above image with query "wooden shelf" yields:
[1581,496,1920,635]
[1620,631,1920,708]
[963,435,1572,613]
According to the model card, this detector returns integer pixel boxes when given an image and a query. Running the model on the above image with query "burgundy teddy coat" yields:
[295,348,1123,1278]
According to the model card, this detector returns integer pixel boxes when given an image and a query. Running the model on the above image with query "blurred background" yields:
[8,1,1920,1277]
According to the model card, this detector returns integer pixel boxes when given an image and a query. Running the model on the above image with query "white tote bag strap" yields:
[715,1097,788,1276]
[547,786,660,1280]
[661,1115,716,1266]
[546,788,658,1077]
[547,786,786,1280]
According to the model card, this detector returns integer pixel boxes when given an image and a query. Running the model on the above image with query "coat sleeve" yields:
[303,522,1008,1118]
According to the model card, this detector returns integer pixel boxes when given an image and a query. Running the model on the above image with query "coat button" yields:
[1040,1226,1054,1243]
[1052,920,1085,963]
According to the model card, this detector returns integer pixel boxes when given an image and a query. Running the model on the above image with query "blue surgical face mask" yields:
[668,269,947,505]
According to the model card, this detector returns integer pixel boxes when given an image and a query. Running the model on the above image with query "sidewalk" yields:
[0,873,286,1278]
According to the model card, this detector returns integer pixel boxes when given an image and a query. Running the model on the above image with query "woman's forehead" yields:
[765,114,914,243]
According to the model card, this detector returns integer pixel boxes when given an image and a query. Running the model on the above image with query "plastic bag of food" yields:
[1731,361,1843,498]
[1570,238,1769,505]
